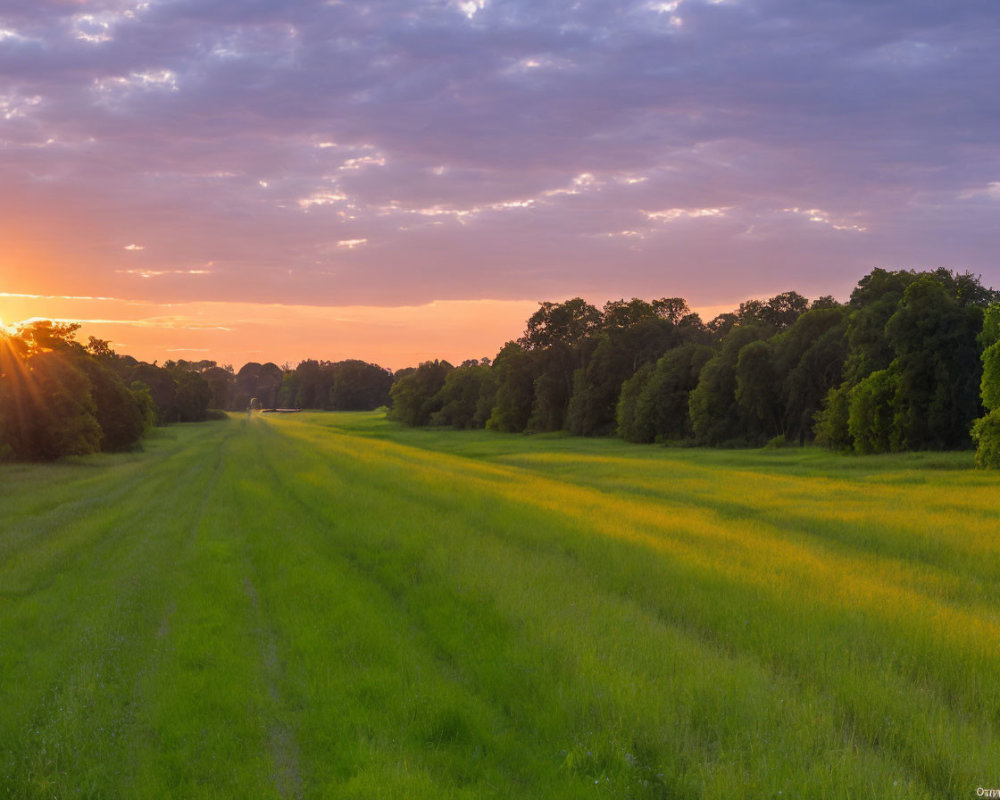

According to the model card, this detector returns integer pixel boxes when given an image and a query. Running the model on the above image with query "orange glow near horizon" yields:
[0,292,769,371]
[0,293,544,371]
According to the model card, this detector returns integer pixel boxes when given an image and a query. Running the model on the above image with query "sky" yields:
[1,0,998,369]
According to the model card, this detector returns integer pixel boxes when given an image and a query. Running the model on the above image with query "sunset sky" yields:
[1,0,998,369]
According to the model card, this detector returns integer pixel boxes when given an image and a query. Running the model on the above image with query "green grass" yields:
[1,412,998,798]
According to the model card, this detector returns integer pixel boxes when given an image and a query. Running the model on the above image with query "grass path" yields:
[1,413,998,798]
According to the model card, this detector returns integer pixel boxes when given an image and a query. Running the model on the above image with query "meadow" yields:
[1,412,998,799]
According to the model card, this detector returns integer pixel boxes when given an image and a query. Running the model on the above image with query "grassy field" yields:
[1,412,998,799]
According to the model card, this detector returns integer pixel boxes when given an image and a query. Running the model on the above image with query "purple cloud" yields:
[1,0,998,315]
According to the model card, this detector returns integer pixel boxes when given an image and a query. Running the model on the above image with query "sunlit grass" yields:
[1,411,998,797]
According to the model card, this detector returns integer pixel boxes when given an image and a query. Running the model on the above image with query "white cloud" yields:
[117,269,212,278]
[782,207,867,232]
[339,155,386,171]
[0,28,35,45]
[644,207,729,222]
[298,190,348,209]
[71,4,152,44]
[93,70,180,106]
[456,0,487,20]
[0,92,42,121]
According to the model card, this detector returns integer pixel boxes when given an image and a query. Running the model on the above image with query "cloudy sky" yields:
[1,0,997,367]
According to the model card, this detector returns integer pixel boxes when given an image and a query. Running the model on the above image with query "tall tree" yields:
[388,360,453,426]
[519,298,601,351]
[330,360,393,410]
[486,343,536,433]
[971,304,1000,468]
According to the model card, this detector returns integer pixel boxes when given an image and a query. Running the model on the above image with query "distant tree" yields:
[883,275,983,450]
[130,381,157,431]
[13,320,85,356]
[817,268,993,453]
[526,354,573,432]
[566,305,694,436]
[257,363,283,408]
[202,366,235,410]
[86,336,116,360]
[233,362,283,409]
[689,325,772,445]
[623,342,714,443]
[737,291,810,331]
[486,343,536,432]
[130,363,178,424]
[979,304,1000,412]
[971,303,1000,468]
[292,360,334,409]
[735,340,782,439]
[430,363,490,428]
[388,360,453,426]
[519,298,601,351]
[173,370,212,422]
[601,298,659,330]
[707,312,739,341]
[771,307,849,444]
[842,268,920,384]
[472,367,499,429]
[277,370,299,408]
[813,384,852,452]
[847,368,898,454]
[652,297,696,324]
[77,358,149,450]
[330,360,393,410]
[615,362,655,443]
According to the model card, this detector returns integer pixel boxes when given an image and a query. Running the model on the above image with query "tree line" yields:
[388,268,1000,468]
[4,267,999,466]
[0,321,394,460]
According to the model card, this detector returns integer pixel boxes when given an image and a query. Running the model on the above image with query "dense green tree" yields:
[233,362,283,410]
[842,268,920,384]
[817,269,994,453]
[472,367,499,429]
[567,302,697,436]
[847,368,898,454]
[202,366,235,410]
[77,358,149,451]
[813,384,852,452]
[0,347,101,460]
[735,340,782,439]
[291,360,334,409]
[519,298,601,351]
[979,305,1000,412]
[772,307,849,444]
[430,363,490,428]
[615,362,655,443]
[971,411,1000,469]
[130,381,157,431]
[0,323,154,458]
[486,343,536,432]
[689,325,772,445]
[737,291,810,331]
[130,363,178,424]
[972,304,1000,468]
[623,343,714,443]
[884,276,983,450]
[330,360,393,410]
[173,370,212,422]
[388,360,453,426]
